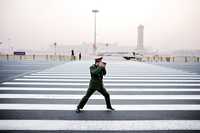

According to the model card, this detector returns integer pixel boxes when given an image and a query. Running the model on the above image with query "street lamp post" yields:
[0,41,2,55]
[54,42,57,56]
[92,9,99,55]
[8,38,14,54]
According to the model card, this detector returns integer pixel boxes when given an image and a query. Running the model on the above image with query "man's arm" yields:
[90,65,103,75]
[102,67,106,75]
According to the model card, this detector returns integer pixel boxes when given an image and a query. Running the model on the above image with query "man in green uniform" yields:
[76,57,114,113]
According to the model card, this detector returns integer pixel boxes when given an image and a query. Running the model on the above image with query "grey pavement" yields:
[0,60,64,83]
[0,60,200,133]
[149,62,200,74]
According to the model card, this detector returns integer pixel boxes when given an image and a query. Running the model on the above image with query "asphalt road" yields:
[0,60,200,133]
[149,62,200,74]
[0,60,64,83]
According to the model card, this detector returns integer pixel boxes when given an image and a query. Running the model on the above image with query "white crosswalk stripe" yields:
[0,94,200,100]
[0,104,200,110]
[1,87,200,91]
[24,75,200,79]
[1,61,200,132]
[3,82,200,86]
[14,78,200,82]
[31,73,200,76]
[1,120,200,130]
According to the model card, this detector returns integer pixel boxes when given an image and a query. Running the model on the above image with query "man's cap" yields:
[102,62,107,65]
[94,56,103,62]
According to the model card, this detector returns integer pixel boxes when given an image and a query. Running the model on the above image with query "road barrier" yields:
[143,56,200,63]
[0,54,199,63]
[0,55,71,61]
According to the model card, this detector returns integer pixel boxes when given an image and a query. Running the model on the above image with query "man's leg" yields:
[97,87,113,109]
[77,88,95,110]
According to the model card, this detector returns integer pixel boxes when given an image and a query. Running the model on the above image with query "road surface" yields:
[0,60,200,133]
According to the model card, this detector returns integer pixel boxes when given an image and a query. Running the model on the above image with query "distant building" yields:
[137,24,144,50]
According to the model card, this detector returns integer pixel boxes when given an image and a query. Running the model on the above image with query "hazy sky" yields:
[0,0,200,51]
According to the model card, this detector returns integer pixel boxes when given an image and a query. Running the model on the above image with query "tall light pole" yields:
[92,9,99,55]
[0,41,2,55]
[8,38,13,54]
[54,42,57,56]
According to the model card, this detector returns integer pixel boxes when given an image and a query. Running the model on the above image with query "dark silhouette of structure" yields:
[79,52,82,60]
[137,24,144,50]
[71,50,75,60]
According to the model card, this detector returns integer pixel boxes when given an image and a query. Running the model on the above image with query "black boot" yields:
[107,107,115,111]
[75,108,81,113]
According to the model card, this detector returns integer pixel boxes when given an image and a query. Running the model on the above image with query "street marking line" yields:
[0,120,200,130]
[1,87,200,92]
[2,82,200,86]
[0,94,200,100]
[31,73,200,77]
[0,70,31,71]
[14,78,200,83]
[1,104,200,110]
[24,75,200,79]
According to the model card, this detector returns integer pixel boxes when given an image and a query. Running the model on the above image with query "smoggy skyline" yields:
[0,0,200,51]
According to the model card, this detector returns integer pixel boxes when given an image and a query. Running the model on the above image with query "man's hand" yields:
[99,62,105,68]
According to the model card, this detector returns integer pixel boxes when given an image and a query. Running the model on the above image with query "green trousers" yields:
[77,80,112,109]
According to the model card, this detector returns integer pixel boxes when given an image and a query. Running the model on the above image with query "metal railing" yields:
[0,54,199,63]
[142,56,200,63]
[0,54,72,61]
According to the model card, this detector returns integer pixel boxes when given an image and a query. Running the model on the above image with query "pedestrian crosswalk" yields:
[1,104,200,110]
[0,61,200,132]
[2,82,200,86]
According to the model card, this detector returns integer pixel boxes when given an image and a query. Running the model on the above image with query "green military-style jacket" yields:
[89,64,106,89]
